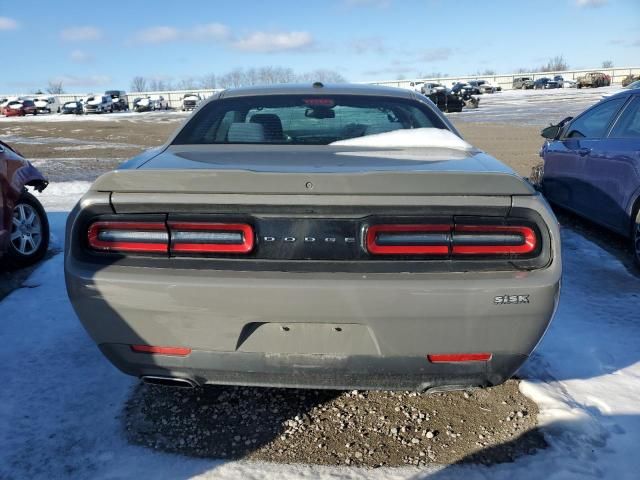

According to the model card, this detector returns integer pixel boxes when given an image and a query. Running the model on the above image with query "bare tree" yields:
[602,60,614,68]
[148,78,173,91]
[200,73,217,89]
[297,69,346,83]
[130,76,148,92]
[173,78,197,91]
[417,71,447,79]
[541,55,569,72]
[46,81,65,94]
[477,69,496,76]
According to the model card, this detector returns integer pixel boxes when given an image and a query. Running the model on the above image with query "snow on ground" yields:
[453,86,622,125]
[0,110,188,124]
[2,134,139,149]
[1,184,639,479]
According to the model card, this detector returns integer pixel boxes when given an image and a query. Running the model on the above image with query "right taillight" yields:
[452,225,537,255]
[365,224,451,255]
[365,223,538,257]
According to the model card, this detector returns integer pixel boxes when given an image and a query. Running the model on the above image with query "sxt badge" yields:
[494,295,530,305]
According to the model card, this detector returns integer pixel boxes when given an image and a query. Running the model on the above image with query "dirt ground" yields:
[455,122,544,177]
[126,380,545,467]
[0,119,543,180]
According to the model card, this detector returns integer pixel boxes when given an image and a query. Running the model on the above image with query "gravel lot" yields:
[125,381,545,467]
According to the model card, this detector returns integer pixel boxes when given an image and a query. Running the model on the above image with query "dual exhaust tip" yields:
[141,375,199,388]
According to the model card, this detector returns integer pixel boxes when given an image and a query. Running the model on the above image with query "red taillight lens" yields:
[427,353,492,363]
[365,223,538,257]
[87,221,168,253]
[366,224,451,255]
[168,222,254,254]
[452,225,537,255]
[130,345,192,356]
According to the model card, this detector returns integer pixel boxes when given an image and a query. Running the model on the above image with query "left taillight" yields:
[86,220,255,255]
[87,221,169,253]
[168,222,254,254]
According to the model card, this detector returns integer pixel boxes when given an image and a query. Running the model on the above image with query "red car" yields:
[2,99,38,117]
[0,140,49,268]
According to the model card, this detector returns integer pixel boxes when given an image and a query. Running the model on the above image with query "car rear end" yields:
[65,87,561,391]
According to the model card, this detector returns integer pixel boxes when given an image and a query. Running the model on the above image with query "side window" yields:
[566,98,626,139]
[609,97,640,139]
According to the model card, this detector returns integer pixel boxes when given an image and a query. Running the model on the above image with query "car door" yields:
[581,96,640,235]
[543,97,627,216]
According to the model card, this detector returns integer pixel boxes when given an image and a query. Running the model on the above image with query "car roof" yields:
[218,83,415,100]
[603,89,640,101]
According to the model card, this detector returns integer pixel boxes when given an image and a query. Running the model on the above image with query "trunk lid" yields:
[93,145,534,197]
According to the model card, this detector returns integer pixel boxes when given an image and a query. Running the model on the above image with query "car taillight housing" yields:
[365,223,538,257]
[86,220,255,255]
[87,221,169,253]
[366,224,451,255]
[169,222,254,254]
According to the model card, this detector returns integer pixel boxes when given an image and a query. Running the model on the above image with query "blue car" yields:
[539,89,640,265]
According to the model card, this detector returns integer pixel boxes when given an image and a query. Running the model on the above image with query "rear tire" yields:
[3,191,49,269]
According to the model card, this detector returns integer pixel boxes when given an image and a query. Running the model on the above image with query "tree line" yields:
[129,67,347,93]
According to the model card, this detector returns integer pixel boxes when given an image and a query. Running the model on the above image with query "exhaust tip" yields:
[141,375,198,388]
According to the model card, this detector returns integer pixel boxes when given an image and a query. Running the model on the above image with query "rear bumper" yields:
[101,344,528,391]
[67,263,560,390]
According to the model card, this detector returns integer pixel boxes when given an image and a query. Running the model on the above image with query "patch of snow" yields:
[34,180,91,212]
[330,128,473,150]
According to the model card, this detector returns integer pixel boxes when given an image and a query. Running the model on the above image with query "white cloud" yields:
[69,50,93,63]
[0,16,19,30]
[232,31,314,53]
[132,23,230,44]
[420,47,453,62]
[188,23,231,41]
[50,74,111,87]
[133,26,180,44]
[575,0,608,7]
[60,26,103,41]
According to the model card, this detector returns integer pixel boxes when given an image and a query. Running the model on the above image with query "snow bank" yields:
[34,180,91,212]
[330,128,473,150]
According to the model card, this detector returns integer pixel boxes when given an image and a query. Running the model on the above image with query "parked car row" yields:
[408,81,481,113]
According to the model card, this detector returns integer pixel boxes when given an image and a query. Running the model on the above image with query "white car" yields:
[420,82,446,95]
[33,96,60,114]
[0,97,18,110]
[83,95,113,114]
[149,95,169,110]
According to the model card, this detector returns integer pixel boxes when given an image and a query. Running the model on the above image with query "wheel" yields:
[4,191,49,269]
[632,207,640,267]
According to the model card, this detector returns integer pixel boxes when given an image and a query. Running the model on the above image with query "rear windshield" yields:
[173,95,446,145]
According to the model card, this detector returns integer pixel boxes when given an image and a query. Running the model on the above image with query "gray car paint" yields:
[65,84,561,391]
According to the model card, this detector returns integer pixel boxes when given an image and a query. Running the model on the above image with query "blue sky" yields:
[0,0,638,93]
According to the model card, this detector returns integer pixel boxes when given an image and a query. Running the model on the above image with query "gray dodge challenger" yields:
[65,83,561,391]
